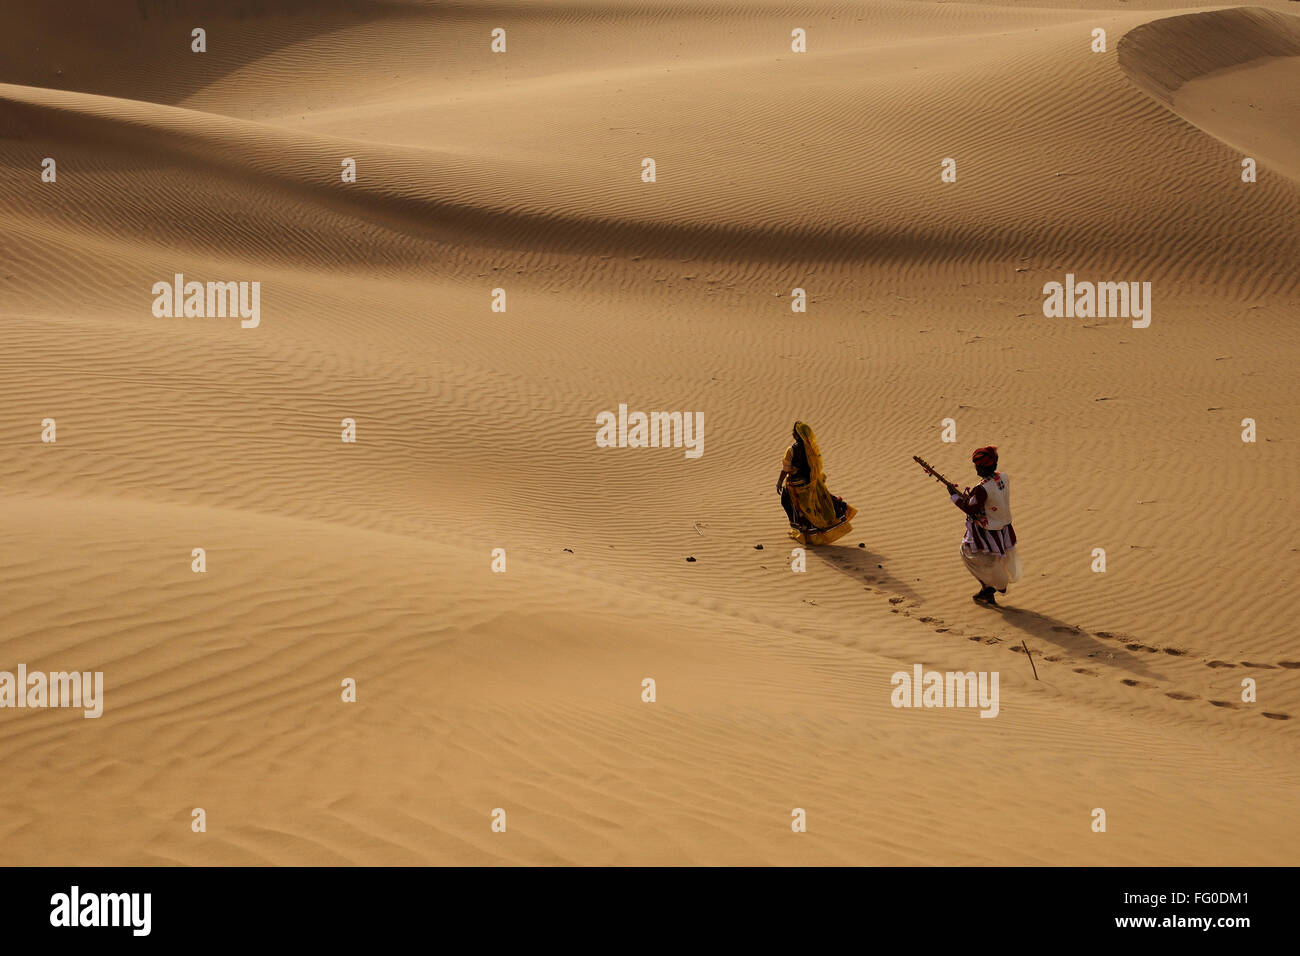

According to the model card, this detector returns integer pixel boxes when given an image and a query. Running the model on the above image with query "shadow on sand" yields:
[815,542,925,605]
[809,534,1164,682]
[989,602,1165,682]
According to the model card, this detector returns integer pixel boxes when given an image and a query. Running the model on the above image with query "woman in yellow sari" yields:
[776,421,857,545]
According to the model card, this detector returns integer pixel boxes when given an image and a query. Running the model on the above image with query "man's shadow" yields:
[817,543,1164,682]
[987,603,1165,682]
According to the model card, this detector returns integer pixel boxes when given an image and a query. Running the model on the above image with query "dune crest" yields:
[1118,7,1300,178]
[1118,6,1300,104]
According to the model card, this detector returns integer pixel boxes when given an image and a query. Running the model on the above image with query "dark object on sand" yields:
[1022,640,1039,680]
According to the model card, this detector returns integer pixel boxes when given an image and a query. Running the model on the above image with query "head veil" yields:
[794,421,825,482]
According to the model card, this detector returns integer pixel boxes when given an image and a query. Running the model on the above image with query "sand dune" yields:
[0,0,1297,865]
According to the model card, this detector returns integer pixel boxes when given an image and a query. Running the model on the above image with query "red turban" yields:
[972,445,998,467]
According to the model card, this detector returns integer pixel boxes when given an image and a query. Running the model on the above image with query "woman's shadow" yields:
[814,543,925,605]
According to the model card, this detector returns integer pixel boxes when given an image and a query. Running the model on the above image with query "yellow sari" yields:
[783,422,857,546]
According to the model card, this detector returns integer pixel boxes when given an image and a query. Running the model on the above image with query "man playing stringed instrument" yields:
[948,446,1021,606]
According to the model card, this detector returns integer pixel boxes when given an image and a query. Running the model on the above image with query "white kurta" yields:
[958,472,1021,589]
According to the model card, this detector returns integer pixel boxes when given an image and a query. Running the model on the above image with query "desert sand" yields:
[0,0,1296,865]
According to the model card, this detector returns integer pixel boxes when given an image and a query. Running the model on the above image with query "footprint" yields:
[888,597,904,605]
[1278,661,1300,670]
[1120,643,1162,653]
[1121,679,1154,688]
[1207,700,1240,709]
[1166,691,1198,701]
[1073,667,1097,676]
[1262,712,1291,721]
[1206,660,1236,669]
[1162,647,1186,656]
[919,616,939,624]
[1052,625,1078,634]
[1240,661,1275,669]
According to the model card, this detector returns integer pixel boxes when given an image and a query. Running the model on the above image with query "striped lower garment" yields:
[962,519,1017,555]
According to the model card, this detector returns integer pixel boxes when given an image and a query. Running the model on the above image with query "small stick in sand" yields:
[1021,640,1039,680]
